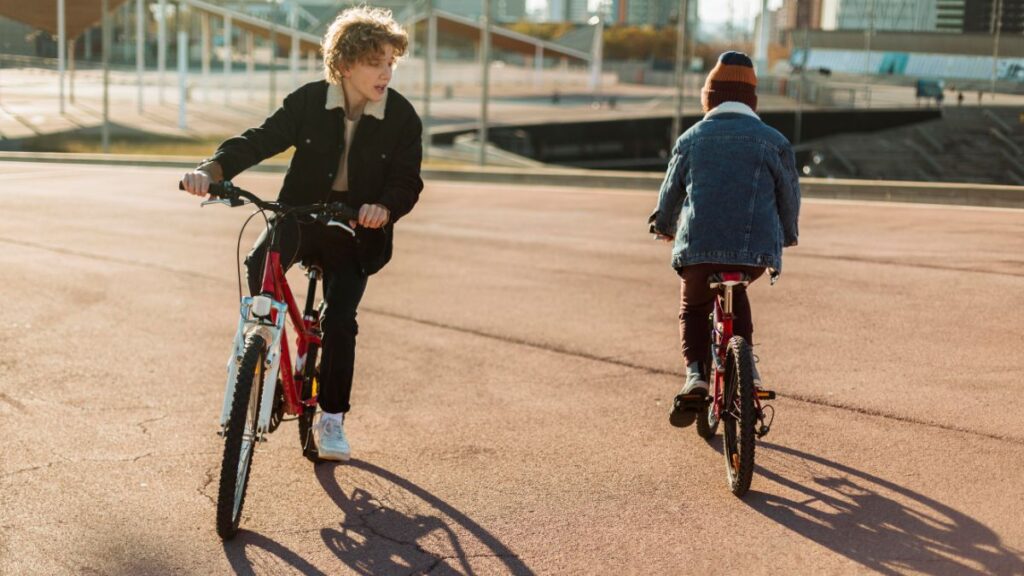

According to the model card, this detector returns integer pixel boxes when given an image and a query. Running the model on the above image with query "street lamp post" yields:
[991,0,1003,101]
[102,0,111,152]
[158,0,167,104]
[755,0,769,75]
[478,0,491,166]
[865,0,874,107]
[588,15,604,95]
[58,0,65,115]
[136,0,144,114]
[424,0,436,159]
[671,0,689,143]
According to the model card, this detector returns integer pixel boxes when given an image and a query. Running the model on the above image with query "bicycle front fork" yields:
[219,296,287,440]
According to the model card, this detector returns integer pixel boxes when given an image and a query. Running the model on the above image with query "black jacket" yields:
[209,80,423,275]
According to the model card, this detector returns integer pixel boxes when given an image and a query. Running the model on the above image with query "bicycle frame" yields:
[707,275,767,424]
[708,291,731,425]
[219,232,322,439]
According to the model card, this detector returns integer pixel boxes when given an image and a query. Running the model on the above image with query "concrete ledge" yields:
[2,151,1022,209]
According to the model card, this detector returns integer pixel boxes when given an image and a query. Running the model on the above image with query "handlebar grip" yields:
[178,179,235,199]
[328,202,361,221]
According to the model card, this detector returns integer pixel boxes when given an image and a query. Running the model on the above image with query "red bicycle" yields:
[677,272,776,496]
[181,180,360,539]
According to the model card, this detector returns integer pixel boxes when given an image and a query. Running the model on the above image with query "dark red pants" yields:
[678,263,765,367]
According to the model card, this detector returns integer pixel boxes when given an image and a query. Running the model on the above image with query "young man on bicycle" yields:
[648,51,800,427]
[180,7,423,459]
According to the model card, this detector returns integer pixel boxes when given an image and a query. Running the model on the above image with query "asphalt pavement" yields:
[1,162,1023,575]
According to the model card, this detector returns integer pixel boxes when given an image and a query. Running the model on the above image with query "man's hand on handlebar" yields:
[181,169,215,197]
[357,204,390,229]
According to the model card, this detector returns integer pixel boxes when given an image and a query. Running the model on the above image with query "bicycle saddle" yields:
[708,272,751,289]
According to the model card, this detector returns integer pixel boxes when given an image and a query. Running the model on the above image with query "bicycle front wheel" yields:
[216,333,266,539]
[722,336,756,496]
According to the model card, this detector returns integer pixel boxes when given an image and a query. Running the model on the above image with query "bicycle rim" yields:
[723,336,756,496]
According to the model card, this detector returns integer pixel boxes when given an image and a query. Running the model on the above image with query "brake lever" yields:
[200,197,246,208]
[325,220,356,237]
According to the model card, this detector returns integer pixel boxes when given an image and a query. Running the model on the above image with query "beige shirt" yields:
[325,82,387,192]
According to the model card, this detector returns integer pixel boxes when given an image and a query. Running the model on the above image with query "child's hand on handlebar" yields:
[357,204,390,229]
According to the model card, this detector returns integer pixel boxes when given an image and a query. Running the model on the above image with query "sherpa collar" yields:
[704,101,759,120]
[325,82,387,119]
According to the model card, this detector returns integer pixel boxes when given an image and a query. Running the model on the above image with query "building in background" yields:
[548,0,589,23]
[963,0,1024,33]
[598,0,697,28]
[779,0,824,31]
[832,0,937,31]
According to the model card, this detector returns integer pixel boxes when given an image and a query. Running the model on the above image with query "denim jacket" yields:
[649,102,800,273]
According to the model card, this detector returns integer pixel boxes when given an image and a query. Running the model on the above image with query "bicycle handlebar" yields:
[178,180,361,222]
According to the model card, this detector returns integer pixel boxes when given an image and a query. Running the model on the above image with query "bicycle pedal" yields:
[756,389,776,400]
[678,394,710,407]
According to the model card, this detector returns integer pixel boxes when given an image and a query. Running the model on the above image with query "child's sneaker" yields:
[317,414,350,461]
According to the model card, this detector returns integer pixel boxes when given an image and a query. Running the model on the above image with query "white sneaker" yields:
[752,356,763,388]
[317,415,350,461]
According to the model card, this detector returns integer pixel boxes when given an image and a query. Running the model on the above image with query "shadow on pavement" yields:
[223,458,533,575]
[746,442,1024,576]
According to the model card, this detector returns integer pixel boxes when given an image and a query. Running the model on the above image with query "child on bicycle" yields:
[648,51,800,428]
[180,7,423,460]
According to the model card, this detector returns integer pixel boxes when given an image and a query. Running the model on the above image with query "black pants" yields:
[245,216,367,414]
[677,263,765,368]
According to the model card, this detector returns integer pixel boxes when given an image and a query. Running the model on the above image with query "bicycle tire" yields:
[216,333,266,539]
[297,344,320,462]
[722,335,756,496]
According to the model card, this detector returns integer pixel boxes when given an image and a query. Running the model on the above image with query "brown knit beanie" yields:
[701,51,758,113]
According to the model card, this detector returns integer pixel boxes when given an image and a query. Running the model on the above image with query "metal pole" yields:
[269,27,277,113]
[58,0,66,115]
[991,0,1002,101]
[671,0,688,142]
[201,12,210,102]
[795,26,808,145]
[589,16,603,95]
[246,31,254,102]
[136,0,144,113]
[478,0,491,166]
[534,43,543,88]
[102,0,111,152]
[865,0,874,75]
[289,2,299,88]
[178,26,188,128]
[424,5,436,159]
[69,36,76,104]
[291,34,299,88]
[755,0,769,74]
[158,0,167,104]
[224,14,232,106]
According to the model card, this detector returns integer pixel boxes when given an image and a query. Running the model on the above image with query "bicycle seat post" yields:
[723,284,734,317]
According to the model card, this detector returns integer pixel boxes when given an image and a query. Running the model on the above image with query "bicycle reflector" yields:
[252,295,273,318]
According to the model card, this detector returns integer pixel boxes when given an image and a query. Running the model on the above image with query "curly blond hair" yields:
[321,6,408,84]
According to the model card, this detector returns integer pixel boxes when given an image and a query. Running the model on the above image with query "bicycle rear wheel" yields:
[722,335,756,496]
[216,333,266,539]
